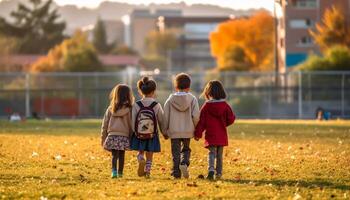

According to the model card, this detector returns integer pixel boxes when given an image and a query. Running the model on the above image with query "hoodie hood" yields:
[111,107,131,117]
[168,92,194,112]
[206,101,228,118]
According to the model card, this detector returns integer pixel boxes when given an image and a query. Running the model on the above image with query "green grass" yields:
[0,120,349,199]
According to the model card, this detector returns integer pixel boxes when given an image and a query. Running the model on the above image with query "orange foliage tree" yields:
[210,11,274,71]
[310,6,350,51]
[31,31,102,72]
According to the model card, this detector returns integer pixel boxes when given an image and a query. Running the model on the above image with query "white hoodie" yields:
[163,92,200,139]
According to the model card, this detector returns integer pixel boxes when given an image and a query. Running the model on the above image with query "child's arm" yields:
[156,103,169,139]
[226,104,236,126]
[101,108,111,146]
[127,109,133,137]
[162,98,170,137]
[191,97,200,127]
[131,105,137,133]
[194,104,207,140]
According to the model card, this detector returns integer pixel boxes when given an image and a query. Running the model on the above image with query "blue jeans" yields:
[208,146,224,176]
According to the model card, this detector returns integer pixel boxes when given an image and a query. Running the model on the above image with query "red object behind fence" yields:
[33,98,90,116]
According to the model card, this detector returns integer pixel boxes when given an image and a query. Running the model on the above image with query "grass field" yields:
[0,120,349,199]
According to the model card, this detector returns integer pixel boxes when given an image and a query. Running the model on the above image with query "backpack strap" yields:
[136,101,144,108]
[149,101,158,109]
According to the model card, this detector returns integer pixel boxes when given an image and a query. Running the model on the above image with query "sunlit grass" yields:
[0,120,349,199]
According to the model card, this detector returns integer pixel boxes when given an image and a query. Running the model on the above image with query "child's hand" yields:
[194,137,200,141]
[164,135,169,140]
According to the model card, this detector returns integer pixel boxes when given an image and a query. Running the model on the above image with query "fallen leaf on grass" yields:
[187,182,198,187]
[31,152,39,157]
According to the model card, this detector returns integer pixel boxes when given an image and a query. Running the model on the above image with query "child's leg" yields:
[216,146,224,177]
[208,146,217,172]
[180,138,191,167]
[179,138,191,178]
[145,152,153,174]
[137,151,146,177]
[111,150,118,171]
[118,150,125,175]
[137,151,145,160]
[171,139,181,178]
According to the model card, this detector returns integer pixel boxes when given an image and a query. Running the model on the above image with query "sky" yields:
[51,0,274,11]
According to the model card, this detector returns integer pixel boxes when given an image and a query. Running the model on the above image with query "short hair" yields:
[174,73,191,90]
[137,76,157,95]
[201,80,227,100]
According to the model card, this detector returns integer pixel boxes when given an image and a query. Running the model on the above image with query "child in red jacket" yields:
[194,80,235,180]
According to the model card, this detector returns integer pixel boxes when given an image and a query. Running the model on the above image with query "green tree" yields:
[298,46,350,71]
[310,6,350,51]
[31,31,102,72]
[145,30,177,57]
[0,0,66,54]
[93,18,112,54]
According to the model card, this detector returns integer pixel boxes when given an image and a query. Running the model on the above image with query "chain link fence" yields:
[0,71,349,119]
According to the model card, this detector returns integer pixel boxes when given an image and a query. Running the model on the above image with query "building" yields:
[275,0,350,72]
[125,9,230,71]
[162,16,229,71]
[128,9,183,55]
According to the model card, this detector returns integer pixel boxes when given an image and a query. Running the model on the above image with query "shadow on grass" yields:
[220,178,350,191]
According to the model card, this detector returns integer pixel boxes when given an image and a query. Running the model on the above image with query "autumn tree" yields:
[0,0,66,54]
[221,45,252,71]
[210,11,274,71]
[310,6,350,51]
[31,31,102,72]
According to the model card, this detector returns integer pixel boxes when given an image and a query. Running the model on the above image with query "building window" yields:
[184,23,218,39]
[292,0,317,8]
[289,19,313,28]
[297,36,313,46]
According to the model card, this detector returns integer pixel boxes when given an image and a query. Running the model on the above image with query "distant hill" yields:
[0,0,267,34]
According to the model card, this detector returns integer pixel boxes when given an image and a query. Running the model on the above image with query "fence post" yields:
[95,73,99,117]
[268,74,272,118]
[298,71,303,119]
[341,74,345,118]
[25,73,31,118]
[78,74,82,117]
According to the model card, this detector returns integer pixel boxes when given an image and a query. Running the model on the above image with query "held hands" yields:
[194,137,200,141]
[163,135,169,140]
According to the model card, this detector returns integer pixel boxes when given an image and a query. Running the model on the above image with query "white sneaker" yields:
[179,164,189,179]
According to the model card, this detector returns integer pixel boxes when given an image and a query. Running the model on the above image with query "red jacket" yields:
[194,100,235,147]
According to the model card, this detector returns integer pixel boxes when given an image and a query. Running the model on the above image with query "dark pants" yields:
[171,138,191,178]
[111,150,125,174]
[208,146,224,176]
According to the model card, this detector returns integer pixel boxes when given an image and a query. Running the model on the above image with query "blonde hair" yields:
[109,84,134,113]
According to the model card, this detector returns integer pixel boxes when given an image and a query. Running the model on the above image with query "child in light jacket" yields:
[130,76,167,178]
[101,84,134,178]
[163,73,199,179]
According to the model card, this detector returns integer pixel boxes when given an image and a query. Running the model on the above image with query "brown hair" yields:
[174,73,191,90]
[109,84,134,113]
[201,80,227,100]
[137,76,157,95]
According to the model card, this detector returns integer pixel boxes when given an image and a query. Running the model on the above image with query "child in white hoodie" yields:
[163,73,200,179]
